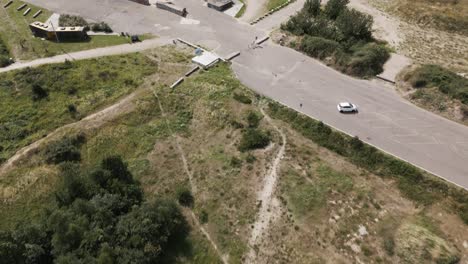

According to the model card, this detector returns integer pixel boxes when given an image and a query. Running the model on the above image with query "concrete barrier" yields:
[17,3,26,11]
[3,1,13,8]
[255,36,269,45]
[170,77,184,88]
[185,66,199,77]
[23,7,31,16]
[33,10,42,18]
[225,51,240,61]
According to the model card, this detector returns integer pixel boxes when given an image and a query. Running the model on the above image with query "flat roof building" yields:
[29,22,87,41]
[207,0,233,11]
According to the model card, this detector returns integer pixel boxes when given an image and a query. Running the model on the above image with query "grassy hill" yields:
[0,46,467,263]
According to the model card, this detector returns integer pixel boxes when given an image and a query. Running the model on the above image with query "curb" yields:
[376,75,396,84]
[250,0,294,25]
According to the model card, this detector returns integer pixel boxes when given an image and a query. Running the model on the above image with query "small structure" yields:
[29,22,87,41]
[156,1,187,16]
[128,0,150,5]
[192,51,220,69]
[207,0,233,11]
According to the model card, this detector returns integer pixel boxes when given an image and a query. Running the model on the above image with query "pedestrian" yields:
[300,103,302,108]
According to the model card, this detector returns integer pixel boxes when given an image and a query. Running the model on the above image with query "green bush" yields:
[324,0,349,20]
[406,65,468,104]
[300,36,342,59]
[346,43,390,77]
[246,111,263,128]
[58,14,89,28]
[31,84,48,101]
[238,129,271,152]
[177,187,194,207]
[336,9,373,42]
[303,0,321,17]
[44,134,85,164]
[91,22,113,33]
[233,92,252,104]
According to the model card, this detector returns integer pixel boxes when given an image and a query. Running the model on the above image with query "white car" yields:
[337,102,358,113]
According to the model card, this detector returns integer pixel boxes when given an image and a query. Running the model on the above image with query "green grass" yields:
[0,54,156,163]
[266,0,289,11]
[283,164,353,218]
[235,0,247,18]
[0,1,135,60]
[405,65,468,105]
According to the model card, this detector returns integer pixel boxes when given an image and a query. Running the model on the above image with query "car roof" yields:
[339,102,352,107]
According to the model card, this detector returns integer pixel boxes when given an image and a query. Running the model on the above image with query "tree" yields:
[303,0,321,17]
[336,9,373,42]
[324,0,349,20]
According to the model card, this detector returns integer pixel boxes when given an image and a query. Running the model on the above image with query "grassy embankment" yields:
[0,1,131,61]
[0,54,156,163]
[0,48,467,263]
[388,0,468,36]
[399,64,468,125]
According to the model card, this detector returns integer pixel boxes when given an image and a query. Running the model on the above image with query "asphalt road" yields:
[17,0,468,189]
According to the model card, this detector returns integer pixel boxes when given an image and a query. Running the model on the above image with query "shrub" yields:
[246,111,262,128]
[233,92,252,104]
[91,22,113,33]
[238,129,271,152]
[177,187,194,207]
[383,238,395,256]
[300,36,341,59]
[346,43,390,77]
[44,134,85,164]
[199,210,209,224]
[406,65,468,104]
[303,0,321,17]
[324,0,349,20]
[32,84,48,101]
[336,9,373,42]
[58,14,89,28]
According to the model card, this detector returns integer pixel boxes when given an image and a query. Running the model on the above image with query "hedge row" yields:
[267,102,468,223]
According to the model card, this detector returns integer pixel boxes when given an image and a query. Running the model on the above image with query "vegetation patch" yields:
[404,65,468,105]
[0,34,11,67]
[0,157,189,263]
[267,102,468,224]
[59,14,113,33]
[0,54,155,163]
[281,0,390,77]
[395,220,460,263]
[389,0,468,36]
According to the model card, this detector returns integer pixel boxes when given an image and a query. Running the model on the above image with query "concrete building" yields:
[207,0,233,11]
[156,1,187,16]
[29,22,87,41]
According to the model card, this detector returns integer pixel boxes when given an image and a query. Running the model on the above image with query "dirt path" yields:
[150,86,228,264]
[245,108,286,264]
[0,88,144,178]
[0,37,172,73]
